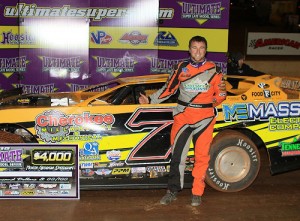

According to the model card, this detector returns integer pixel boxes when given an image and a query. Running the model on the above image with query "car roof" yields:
[81,74,169,92]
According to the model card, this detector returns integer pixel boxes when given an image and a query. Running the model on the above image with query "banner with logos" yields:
[0,0,229,92]
[247,32,300,55]
[0,144,79,199]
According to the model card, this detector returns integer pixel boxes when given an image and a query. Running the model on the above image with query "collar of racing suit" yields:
[189,58,207,68]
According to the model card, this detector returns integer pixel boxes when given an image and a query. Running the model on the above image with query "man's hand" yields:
[139,93,149,104]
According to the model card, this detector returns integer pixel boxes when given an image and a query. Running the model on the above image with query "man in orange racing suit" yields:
[139,36,226,206]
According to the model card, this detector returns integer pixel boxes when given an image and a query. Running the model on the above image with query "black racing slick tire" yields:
[206,130,260,192]
[0,130,24,143]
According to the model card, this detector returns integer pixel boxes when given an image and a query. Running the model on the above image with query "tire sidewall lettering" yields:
[206,131,261,192]
[236,138,258,162]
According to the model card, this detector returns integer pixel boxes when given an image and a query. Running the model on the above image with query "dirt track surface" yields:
[1,149,300,221]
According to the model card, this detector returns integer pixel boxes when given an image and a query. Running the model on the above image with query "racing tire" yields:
[206,130,260,192]
[0,130,24,143]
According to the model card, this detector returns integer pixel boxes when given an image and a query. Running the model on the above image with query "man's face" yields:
[189,41,206,63]
[238,58,244,68]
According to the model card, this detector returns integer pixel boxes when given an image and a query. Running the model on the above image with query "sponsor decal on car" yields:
[81,169,95,177]
[106,150,121,161]
[107,161,124,168]
[80,162,94,169]
[280,79,300,91]
[95,169,112,176]
[269,117,300,131]
[111,167,131,175]
[131,167,146,179]
[223,102,300,122]
[131,167,146,174]
[147,166,167,178]
[280,137,300,157]
[35,110,114,143]
[80,142,100,161]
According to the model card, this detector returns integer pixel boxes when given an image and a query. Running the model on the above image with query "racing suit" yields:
[149,59,226,196]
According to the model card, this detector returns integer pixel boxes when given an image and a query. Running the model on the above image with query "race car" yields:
[0,74,299,192]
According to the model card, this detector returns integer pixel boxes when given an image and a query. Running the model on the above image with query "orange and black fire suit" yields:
[149,59,226,196]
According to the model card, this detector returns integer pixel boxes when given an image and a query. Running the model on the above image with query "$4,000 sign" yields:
[0,144,79,199]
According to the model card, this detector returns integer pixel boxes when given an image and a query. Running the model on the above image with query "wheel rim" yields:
[215,146,251,183]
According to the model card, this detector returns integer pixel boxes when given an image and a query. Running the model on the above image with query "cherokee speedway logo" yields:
[35,110,115,143]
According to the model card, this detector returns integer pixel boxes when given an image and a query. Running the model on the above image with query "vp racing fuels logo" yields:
[35,110,115,143]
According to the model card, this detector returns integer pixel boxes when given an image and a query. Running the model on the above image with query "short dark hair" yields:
[189,36,207,49]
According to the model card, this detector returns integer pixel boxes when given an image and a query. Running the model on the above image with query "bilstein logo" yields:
[35,110,115,143]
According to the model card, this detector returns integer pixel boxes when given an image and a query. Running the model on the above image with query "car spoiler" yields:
[0,87,23,99]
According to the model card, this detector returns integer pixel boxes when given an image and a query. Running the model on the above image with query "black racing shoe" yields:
[160,190,177,205]
[191,195,202,206]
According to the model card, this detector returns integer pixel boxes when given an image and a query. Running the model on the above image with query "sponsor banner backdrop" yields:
[159,0,230,29]
[89,49,158,84]
[0,144,79,199]
[156,51,228,74]
[0,0,229,92]
[0,49,21,92]
[247,32,300,55]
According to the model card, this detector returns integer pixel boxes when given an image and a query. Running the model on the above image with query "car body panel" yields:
[0,74,299,190]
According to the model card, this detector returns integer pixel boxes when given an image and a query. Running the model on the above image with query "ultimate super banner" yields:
[0,144,79,199]
[0,0,229,92]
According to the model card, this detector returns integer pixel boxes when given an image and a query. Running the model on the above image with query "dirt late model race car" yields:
[0,74,299,193]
